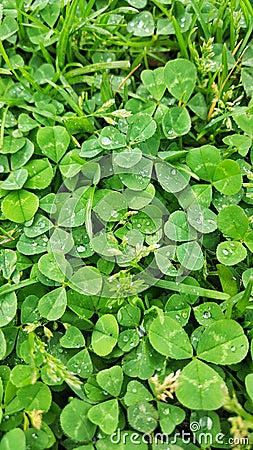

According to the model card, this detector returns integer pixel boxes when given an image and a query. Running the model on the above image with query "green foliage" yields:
[164,58,197,102]
[60,399,96,442]
[91,314,119,356]
[0,0,253,448]
[196,319,249,364]
[88,399,119,434]
[149,315,193,359]
[176,360,226,410]
[37,126,70,163]
[2,190,39,223]
[162,106,191,139]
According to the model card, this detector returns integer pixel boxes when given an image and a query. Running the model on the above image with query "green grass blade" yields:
[220,43,228,91]
[150,0,171,19]
[155,280,230,300]
[47,80,84,116]
[241,0,253,15]
[65,60,130,83]
[56,0,80,70]
[238,20,253,56]
[190,0,210,41]
[18,67,43,92]
[172,16,189,59]
[0,106,8,148]
[233,277,253,319]
[0,41,19,80]
[0,278,38,297]
[83,0,99,19]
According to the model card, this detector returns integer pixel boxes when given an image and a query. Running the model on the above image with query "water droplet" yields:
[0,165,5,173]
[132,388,137,393]
[231,345,236,352]
[77,245,86,252]
[199,416,213,430]
[111,209,118,218]
[163,408,170,415]
[32,433,38,439]
[203,311,211,319]
[222,249,229,255]
[101,136,112,146]
[171,169,177,175]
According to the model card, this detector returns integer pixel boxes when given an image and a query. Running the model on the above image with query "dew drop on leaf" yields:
[199,416,213,429]
[77,245,86,252]
[101,137,112,146]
